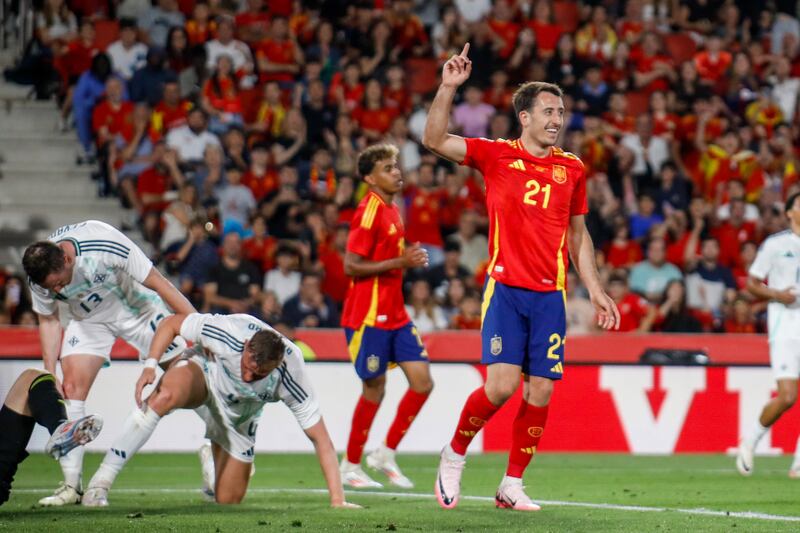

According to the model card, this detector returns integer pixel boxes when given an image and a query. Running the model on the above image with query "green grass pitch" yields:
[3,452,800,532]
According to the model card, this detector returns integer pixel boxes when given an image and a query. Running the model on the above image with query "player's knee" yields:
[362,377,386,402]
[17,369,47,389]
[147,387,177,415]
[61,379,85,400]
[411,377,434,395]
[485,381,518,405]
[778,390,797,408]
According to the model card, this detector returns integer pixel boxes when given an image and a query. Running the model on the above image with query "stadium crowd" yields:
[2,0,800,337]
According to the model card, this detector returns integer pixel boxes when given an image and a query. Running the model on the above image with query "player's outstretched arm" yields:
[136,314,188,407]
[422,43,470,163]
[303,418,361,509]
[568,215,620,330]
[142,267,197,315]
[38,311,62,379]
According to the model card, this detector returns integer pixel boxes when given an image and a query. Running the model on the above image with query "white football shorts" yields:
[769,338,800,380]
[60,303,186,363]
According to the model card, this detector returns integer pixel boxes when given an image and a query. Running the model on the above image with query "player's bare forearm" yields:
[568,217,602,294]
[304,419,346,506]
[143,267,197,315]
[344,252,403,278]
[422,86,468,163]
[147,314,186,362]
[38,312,62,374]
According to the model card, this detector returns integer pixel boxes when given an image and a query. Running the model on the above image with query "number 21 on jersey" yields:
[523,179,551,209]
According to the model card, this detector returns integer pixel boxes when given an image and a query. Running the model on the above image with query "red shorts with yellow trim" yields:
[480,278,566,380]
[344,323,428,380]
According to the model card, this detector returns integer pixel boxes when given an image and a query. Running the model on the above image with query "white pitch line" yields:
[12,487,800,523]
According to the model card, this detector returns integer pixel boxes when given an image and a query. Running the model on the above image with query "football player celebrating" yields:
[423,44,619,511]
[339,144,433,489]
[82,312,358,508]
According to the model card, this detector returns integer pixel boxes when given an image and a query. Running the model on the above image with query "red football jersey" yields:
[461,138,588,292]
[341,191,410,330]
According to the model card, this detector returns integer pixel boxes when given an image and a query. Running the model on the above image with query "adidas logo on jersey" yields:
[550,362,563,374]
[508,159,527,171]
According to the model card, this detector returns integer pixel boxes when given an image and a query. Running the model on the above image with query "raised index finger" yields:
[459,42,470,58]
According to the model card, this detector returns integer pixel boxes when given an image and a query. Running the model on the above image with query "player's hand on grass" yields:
[591,290,621,330]
[332,501,362,509]
[135,367,157,408]
[773,288,797,305]
[442,43,472,88]
[402,243,429,269]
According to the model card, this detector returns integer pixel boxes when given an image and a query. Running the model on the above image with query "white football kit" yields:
[179,313,321,462]
[749,229,800,379]
[29,220,186,361]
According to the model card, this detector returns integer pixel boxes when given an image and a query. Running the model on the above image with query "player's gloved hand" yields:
[135,367,157,408]
[332,501,362,509]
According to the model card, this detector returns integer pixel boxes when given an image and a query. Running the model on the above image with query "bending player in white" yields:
[737,192,800,478]
[22,220,196,505]
[82,312,359,508]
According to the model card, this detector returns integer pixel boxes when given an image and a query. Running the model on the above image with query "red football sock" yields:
[346,396,380,464]
[385,389,430,450]
[506,401,549,478]
[450,387,501,456]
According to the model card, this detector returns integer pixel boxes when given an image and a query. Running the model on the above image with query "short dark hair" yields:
[248,329,286,368]
[22,242,66,285]
[512,81,564,116]
[786,192,800,213]
[357,144,399,178]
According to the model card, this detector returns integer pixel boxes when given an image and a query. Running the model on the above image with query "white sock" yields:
[60,400,85,488]
[793,435,800,467]
[89,407,161,489]
[745,420,769,448]
[501,475,523,487]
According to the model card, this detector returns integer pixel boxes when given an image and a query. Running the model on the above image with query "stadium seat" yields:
[94,19,120,51]
[405,58,440,96]
[553,1,580,33]
[625,91,650,116]
[664,33,697,65]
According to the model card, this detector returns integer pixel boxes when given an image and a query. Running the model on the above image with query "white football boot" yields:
[736,440,755,476]
[366,446,414,489]
[82,484,109,507]
[45,415,103,459]
[495,477,541,511]
[199,442,215,501]
[38,482,82,506]
[435,446,465,510]
[340,459,383,489]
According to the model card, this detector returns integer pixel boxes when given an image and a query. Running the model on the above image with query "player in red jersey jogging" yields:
[339,144,434,489]
[423,44,620,511]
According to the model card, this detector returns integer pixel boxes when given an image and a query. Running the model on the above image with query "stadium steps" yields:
[0,75,132,270]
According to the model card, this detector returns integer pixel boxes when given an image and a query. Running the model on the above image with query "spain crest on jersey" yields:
[490,335,503,356]
[553,165,567,184]
[367,354,380,373]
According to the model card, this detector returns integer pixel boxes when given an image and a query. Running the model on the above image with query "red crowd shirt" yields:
[151,100,191,136]
[527,20,562,55]
[137,167,169,213]
[242,235,277,272]
[383,86,412,114]
[404,186,444,247]
[488,19,521,59]
[91,100,134,142]
[341,191,410,330]
[202,76,242,114]
[256,39,297,83]
[605,240,643,268]
[611,293,650,332]
[185,20,217,46]
[461,138,588,292]
[694,51,733,82]
[242,169,279,202]
[351,106,398,135]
